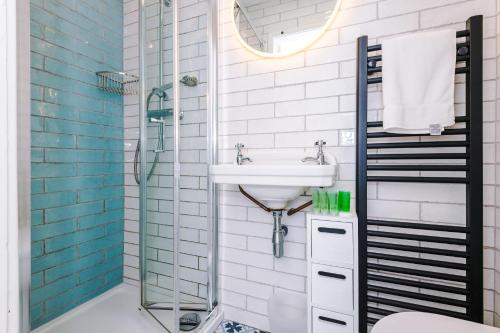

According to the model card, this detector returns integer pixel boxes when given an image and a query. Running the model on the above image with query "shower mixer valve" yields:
[150,117,166,153]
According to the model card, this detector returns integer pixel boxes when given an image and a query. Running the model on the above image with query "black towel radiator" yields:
[356,15,483,332]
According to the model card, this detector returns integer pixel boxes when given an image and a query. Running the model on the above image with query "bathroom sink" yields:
[210,152,337,209]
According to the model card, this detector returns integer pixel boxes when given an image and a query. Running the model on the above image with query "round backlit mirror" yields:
[233,0,341,57]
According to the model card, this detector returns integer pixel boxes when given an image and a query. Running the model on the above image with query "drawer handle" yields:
[318,316,347,326]
[318,227,346,234]
[318,271,346,280]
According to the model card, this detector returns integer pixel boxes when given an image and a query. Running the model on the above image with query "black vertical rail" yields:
[356,35,368,333]
[466,15,483,323]
[356,16,483,329]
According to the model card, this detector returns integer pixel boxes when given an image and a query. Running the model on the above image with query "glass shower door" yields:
[139,0,214,331]
[140,0,177,330]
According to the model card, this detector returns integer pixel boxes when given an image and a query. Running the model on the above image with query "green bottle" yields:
[328,190,338,215]
[319,189,329,214]
[312,189,321,214]
[338,191,351,215]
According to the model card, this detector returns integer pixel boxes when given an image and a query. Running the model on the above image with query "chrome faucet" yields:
[235,143,252,165]
[302,140,327,165]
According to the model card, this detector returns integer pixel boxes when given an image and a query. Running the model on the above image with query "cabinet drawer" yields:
[311,220,353,266]
[312,308,353,333]
[312,264,353,314]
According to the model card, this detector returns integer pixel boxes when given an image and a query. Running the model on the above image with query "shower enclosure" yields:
[138,0,218,330]
[137,0,216,329]
[26,0,218,332]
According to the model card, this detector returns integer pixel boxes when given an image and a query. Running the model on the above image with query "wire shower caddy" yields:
[96,71,139,96]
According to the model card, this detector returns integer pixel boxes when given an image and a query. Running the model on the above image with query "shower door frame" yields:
[2,1,23,332]
[13,0,32,332]
[206,0,220,317]
[138,0,181,329]
[138,0,220,330]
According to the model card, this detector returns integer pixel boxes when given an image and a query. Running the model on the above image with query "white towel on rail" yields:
[382,29,456,134]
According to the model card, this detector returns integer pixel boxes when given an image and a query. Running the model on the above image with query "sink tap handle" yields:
[315,140,326,147]
[314,140,327,165]
[235,143,245,152]
[235,143,251,165]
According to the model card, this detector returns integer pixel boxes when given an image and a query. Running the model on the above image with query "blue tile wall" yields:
[30,0,124,328]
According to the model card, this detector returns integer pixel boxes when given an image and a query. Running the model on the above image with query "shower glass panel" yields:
[140,0,176,329]
[139,0,212,331]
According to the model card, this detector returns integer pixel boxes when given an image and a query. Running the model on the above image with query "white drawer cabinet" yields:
[312,308,354,333]
[311,220,354,267]
[311,264,353,314]
[307,213,358,333]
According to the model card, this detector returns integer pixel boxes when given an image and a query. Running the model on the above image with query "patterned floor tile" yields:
[216,320,269,333]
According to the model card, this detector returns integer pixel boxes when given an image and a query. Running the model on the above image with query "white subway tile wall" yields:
[122,0,499,331]
[218,0,497,331]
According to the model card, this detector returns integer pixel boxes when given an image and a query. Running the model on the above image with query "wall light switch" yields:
[340,130,355,146]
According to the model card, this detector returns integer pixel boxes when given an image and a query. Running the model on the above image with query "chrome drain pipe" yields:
[238,186,312,258]
[272,211,288,258]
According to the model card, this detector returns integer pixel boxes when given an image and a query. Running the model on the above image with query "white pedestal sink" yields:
[210,152,337,209]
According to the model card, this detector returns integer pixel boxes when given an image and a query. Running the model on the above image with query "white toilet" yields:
[372,312,500,333]
[268,291,307,333]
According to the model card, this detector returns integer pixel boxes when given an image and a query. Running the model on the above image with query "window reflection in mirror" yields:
[233,0,341,57]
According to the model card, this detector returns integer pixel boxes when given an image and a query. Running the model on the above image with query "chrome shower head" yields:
[180,75,198,87]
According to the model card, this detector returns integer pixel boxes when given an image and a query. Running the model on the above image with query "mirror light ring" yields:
[232,0,343,58]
